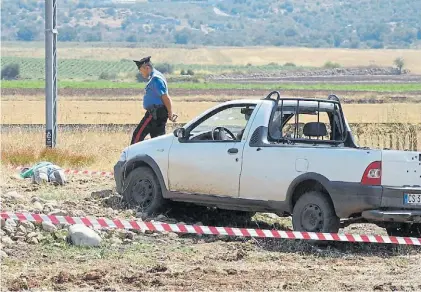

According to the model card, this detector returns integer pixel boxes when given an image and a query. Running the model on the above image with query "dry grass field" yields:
[2,94,420,170]
[2,89,421,172]
[2,45,421,73]
[1,130,127,170]
[2,98,421,125]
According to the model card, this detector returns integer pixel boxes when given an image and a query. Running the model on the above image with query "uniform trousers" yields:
[131,105,168,144]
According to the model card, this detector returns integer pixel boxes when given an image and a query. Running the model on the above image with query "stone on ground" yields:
[68,224,102,247]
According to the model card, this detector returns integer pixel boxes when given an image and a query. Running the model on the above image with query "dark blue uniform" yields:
[131,69,169,144]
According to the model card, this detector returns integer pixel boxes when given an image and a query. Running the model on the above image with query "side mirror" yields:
[173,127,186,138]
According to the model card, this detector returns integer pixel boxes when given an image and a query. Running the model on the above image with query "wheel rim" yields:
[300,204,324,232]
[131,178,154,209]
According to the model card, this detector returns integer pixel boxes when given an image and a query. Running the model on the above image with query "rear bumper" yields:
[363,186,421,223]
[381,186,421,208]
[362,210,421,223]
[329,182,421,221]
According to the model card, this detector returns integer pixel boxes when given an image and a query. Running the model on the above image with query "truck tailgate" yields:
[381,150,421,187]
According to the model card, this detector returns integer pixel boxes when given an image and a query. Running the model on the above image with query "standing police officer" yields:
[131,56,176,144]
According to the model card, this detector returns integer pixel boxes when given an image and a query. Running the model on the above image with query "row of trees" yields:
[10,24,420,49]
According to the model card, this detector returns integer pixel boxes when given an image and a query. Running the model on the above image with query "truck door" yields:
[168,103,258,197]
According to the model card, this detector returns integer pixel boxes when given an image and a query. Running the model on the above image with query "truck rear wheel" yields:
[122,166,165,216]
[292,191,340,233]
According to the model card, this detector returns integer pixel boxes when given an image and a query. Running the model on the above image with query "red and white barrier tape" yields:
[10,166,114,178]
[1,212,420,245]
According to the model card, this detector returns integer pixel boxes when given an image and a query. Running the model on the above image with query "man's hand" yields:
[168,112,178,122]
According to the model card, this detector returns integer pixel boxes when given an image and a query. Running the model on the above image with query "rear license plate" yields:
[404,193,421,205]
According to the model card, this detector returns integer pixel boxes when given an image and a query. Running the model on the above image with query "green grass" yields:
[2,79,421,92]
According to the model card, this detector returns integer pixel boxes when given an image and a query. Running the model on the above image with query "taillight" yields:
[361,161,382,185]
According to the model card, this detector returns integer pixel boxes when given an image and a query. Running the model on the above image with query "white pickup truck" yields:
[114,92,421,237]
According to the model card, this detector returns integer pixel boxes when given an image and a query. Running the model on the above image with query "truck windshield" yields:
[191,105,256,135]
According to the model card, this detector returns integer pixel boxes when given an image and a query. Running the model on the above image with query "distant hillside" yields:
[1,0,421,49]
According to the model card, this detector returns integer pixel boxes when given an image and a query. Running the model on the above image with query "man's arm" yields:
[161,93,174,120]
[153,77,175,121]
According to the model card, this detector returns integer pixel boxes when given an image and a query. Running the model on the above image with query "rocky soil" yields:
[1,167,421,291]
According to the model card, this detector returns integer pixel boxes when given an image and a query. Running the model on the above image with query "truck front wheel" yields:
[122,166,165,216]
[292,191,340,233]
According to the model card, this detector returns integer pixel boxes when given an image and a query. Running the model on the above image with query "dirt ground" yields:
[1,167,421,291]
[2,87,421,103]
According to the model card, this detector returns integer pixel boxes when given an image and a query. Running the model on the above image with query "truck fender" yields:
[123,154,169,197]
[285,172,334,213]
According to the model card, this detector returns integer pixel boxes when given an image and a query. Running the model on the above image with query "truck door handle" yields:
[228,148,238,154]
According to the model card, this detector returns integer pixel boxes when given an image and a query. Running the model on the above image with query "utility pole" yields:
[45,0,58,147]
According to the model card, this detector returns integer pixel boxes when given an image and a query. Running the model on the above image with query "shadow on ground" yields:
[97,191,421,257]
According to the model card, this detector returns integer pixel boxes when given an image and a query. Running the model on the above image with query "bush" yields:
[284,62,296,67]
[154,63,174,74]
[393,57,405,74]
[98,71,117,80]
[323,61,341,69]
[180,69,194,75]
[1,63,20,80]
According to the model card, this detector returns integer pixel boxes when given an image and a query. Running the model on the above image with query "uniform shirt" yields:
[143,69,168,109]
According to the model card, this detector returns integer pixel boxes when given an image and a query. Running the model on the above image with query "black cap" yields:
[133,56,151,69]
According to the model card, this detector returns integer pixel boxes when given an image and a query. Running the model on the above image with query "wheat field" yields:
[2,123,419,170]
[2,99,421,125]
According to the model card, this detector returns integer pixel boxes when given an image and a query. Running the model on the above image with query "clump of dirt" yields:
[82,269,108,281]
[147,264,168,273]
[52,271,76,284]
[8,273,42,291]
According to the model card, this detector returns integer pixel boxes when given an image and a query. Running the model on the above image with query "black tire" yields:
[413,224,421,237]
[292,191,340,233]
[386,223,421,237]
[122,166,166,216]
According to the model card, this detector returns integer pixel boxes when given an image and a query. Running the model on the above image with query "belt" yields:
[146,104,166,120]
[146,104,165,111]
